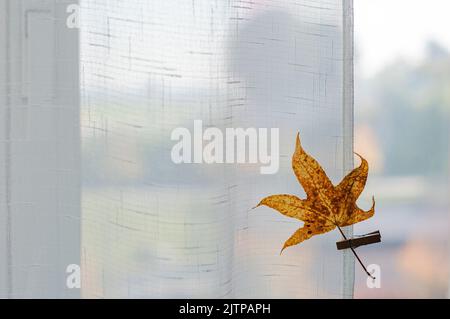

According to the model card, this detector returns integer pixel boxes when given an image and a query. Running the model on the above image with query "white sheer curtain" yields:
[80,0,354,298]
[0,0,354,299]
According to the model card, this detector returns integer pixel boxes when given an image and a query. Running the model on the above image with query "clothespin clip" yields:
[336,230,381,251]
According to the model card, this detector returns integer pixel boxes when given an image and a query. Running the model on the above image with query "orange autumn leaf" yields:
[256,133,375,254]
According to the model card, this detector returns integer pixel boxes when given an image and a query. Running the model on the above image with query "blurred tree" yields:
[366,41,450,177]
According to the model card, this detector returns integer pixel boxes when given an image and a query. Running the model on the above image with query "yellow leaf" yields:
[256,133,375,252]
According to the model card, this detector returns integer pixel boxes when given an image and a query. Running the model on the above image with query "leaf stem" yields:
[337,226,375,280]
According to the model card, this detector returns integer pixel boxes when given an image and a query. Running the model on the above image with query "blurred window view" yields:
[2,0,449,299]
[353,0,450,298]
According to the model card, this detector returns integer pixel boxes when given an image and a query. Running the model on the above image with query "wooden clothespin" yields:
[336,230,381,250]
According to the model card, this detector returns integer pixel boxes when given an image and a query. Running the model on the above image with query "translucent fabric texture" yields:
[0,0,354,298]
[80,0,354,298]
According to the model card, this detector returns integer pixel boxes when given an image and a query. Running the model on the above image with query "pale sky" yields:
[354,0,450,77]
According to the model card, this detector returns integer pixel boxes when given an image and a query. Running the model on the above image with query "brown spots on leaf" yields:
[256,133,375,252]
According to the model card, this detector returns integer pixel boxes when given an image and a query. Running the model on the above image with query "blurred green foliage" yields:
[360,41,450,177]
